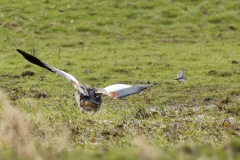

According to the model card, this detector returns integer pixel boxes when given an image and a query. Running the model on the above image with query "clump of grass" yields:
[1,0,240,159]
[0,90,70,159]
[132,135,159,160]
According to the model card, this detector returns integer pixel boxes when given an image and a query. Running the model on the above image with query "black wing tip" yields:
[16,49,23,53]
[16,49,27,55]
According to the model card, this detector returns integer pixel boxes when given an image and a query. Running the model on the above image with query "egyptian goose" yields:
[17,49,156,112]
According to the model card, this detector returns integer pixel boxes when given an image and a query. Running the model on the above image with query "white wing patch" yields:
[104,84,132,93]
[53,67,80,87]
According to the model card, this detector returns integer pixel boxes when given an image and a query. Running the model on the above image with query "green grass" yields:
[0,0,240,159]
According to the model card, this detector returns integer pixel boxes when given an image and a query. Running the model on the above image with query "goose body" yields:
[17,49,156,112]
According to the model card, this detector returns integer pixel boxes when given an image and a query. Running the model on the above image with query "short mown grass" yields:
[0,0,240,159]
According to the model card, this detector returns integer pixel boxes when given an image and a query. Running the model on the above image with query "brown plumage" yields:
[17,49,157,112]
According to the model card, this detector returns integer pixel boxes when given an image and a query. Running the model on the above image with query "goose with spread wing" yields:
[16,49,156,112]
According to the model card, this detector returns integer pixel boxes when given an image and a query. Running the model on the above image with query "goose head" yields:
[75,88,102,112]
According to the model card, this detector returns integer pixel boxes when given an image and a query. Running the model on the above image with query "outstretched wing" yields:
[95,83,156,99]
[17,49,80,88]
[178,70,185,79]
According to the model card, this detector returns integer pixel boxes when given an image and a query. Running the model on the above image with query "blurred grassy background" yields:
[0,0,240,159]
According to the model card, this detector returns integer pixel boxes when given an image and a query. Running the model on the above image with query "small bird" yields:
[174,70,187,83]
[16,49,156,112]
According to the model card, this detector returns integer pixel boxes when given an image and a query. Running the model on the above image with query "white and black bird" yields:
[174,70,187,83]
[16,49,157,112]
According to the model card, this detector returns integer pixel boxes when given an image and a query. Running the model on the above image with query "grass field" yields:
[0,0,240,159]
